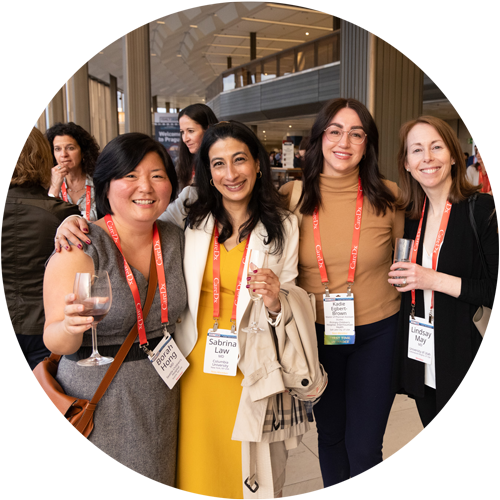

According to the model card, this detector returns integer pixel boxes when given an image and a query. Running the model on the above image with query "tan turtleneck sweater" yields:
[280,168,404,326]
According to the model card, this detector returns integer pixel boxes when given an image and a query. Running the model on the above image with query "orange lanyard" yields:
[212,224,250,332]
[410,198,452,323]
[105,214,168,346]
[312,177,363,296]
[61,182,92,220]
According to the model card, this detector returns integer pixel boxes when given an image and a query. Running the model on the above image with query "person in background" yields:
[466,144,478,167]
[176,103,218,192]
[464,152,469,164]
[2,127,80,369]
[280,98,404,486]
[43,133,186,485]
[269,151,276,166]
[466,149,492,194]
[46,122,100,221]
[390,116,497,427]
[485,142,499,479]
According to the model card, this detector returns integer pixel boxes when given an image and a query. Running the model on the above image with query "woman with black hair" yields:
[46,122,100,220]
[281,98,404,486]
[43,133,187,486]
[176,103,218,192]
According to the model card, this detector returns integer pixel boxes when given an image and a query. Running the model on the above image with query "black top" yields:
[2,184,80,335]
[392,194,498,411]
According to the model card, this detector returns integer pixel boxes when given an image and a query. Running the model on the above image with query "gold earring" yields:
[257,171,262,179]
[210,179,214,186]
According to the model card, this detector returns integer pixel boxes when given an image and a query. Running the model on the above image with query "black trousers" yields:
[415,386,477,498]
[2,334,57,498]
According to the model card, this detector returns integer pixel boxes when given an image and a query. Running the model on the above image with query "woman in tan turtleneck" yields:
[281,98,403,486]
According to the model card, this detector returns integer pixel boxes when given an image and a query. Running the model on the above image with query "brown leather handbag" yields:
[1,256,157,498]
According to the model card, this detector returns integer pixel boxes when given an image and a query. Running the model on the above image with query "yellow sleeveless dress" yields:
[177,234,246,498]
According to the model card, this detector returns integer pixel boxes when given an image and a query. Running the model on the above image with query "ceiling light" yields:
[156,21,165,24]
[209,43,282,51]
[263,131,266,133]
[176,54,182,57]
[241,17,333,31]
[151,53,157,56]
[305,32,309,36]
[190,25,198,28]
[216,34,305,43]
[289,125,292,128]
[266,3,324,13]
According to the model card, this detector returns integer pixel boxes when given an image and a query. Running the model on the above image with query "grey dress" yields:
[56,221,187,486]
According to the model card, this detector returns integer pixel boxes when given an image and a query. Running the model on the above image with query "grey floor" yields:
[2,396,498,498]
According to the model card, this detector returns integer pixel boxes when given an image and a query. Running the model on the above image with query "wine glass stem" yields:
[90,323,100,357]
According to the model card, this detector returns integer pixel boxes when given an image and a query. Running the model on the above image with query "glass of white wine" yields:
[73,271,113,366]
[242,249,268,334]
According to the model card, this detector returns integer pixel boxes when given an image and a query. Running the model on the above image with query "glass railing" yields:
[206,30,340,102]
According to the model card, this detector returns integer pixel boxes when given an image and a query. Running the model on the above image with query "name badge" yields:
[323,293,355,345]
[149,334,189,389]
[407,316,434,364]
[204,329,239,376]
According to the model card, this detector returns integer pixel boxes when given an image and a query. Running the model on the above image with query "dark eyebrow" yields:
[210,151,248,163]
[328,122,364,130]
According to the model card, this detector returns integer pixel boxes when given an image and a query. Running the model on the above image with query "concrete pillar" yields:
[69,2,90,132]
[340,20,423,181]
[45,9,64,126]
[124,24,152,135]
[34,54,47,133]
[5,42,19,120]
[21,49,34,124]
[109,74,119,140]
[488,99,498,146]
[250,32,256,60]
[66,63,91,132]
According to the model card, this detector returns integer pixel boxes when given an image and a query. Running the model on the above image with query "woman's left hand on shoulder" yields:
[247,268,281,313]
[388,262,438,292]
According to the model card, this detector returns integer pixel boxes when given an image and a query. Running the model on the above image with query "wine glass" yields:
[393,238,414,287]
[73,271,113,366]
[242,249,268,333]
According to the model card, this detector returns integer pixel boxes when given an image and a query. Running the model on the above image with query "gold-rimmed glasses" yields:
[324,125,367,145]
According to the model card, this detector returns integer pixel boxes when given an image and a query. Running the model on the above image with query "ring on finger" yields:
[57,166,61,170]
[403,277,407,286]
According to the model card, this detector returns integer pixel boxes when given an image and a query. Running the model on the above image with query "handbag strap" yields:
[468,194,488,276]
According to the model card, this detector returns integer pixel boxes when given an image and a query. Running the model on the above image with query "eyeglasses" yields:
[323,125,367,145]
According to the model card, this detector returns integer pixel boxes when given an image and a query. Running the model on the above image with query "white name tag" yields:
[407,316,434,364]
[149,334,189,389]
[203,329,239,376]
[323,293,355,345]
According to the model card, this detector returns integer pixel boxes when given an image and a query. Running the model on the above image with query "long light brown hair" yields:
[396,115,477,219]
[12,127,52,187]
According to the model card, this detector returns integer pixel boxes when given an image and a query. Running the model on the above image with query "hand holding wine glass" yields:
[243,250,281,333]
[73,270,113,366]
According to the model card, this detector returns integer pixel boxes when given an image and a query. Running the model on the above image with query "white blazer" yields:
[159,186,299,357]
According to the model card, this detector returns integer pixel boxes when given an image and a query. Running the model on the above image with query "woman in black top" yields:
[2,127,80,369]
[389,116,498,426]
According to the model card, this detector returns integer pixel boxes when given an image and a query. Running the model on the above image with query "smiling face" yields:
[107,151,171,225]
[179,115,205,154]
[209,137,260,211]
[405,123,454,195]
[476,148,491,167]
[53,135,82,172]
[321,107,366,177]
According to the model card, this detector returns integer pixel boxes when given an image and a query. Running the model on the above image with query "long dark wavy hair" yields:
[299,98,396,216]
[177,103,218,192]
[185,121,289,256]
[45,122,100,177]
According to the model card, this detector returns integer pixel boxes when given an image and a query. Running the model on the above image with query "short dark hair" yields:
[45,122,100,177]
[176,103,218,192]
[396,115,477,219]
[299,98,396,216]
[186,121,289,255]
[93,133,177,218]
